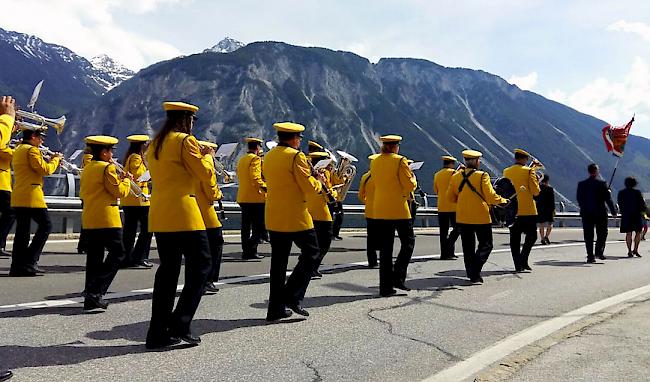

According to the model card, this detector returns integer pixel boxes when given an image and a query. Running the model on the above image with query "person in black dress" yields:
[535,175,555,245]
[617,177,646,257]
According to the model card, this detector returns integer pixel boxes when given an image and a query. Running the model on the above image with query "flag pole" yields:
[608,157,621,189]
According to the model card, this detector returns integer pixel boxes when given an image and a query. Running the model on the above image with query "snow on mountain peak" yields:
[90,54,135,91]
[203,37,245,54]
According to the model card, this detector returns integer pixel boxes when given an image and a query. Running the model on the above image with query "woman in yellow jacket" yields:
[145,102,213,350]
[77,145,94,254]
[9,128,61,277]
[121,134,153,269]
[306,151,334,279]
[79,136,131,312]
[358,154,379,267]
[0,139,14,257]
[196,141,224,294]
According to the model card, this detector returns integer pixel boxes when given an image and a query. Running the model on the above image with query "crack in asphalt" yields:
[302,360,323,382]
[366,293,462,361]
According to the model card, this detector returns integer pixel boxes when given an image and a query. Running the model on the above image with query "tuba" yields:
[528,156,545,181]
[333,150,358,202]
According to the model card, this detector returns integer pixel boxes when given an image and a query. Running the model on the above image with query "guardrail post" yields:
[66,173,76,197]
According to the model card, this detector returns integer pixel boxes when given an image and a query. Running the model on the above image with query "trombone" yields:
[111,159,150,201]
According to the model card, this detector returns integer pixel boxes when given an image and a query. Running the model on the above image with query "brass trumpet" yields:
[16,110,66,134]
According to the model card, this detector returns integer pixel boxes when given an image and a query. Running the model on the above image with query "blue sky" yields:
[2,0,650,138]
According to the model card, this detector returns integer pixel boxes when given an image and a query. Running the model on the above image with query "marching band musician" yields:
[434,155,460,260]
[79,135,131,312]
[196,141,224,294]
[358,154,379,267]
[263,122,325,321]
[0,94,13,382]
[447,150,508,283]
[309,140,346,241]
[307,151,334,279]
[9,127,60,277]
[145,101,213,349]
[370,135,417,296]
[0,121,14,258]
[120,134,153,269]
[236,137,266,260]
[76,145,93,255]
[503,149,541,272]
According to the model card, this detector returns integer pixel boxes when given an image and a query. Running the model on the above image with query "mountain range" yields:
[1,28,649,205]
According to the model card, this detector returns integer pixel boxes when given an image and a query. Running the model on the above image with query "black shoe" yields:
[145,336,181,350]
[634,251,642,258]
[393,282,411,291]
[169,331,201,345]
[333,236,343,241]
[83,295,108,313]
[628,252,634,258]
[266,308,293,321]
[140,260,154,268]
[287,303,309,317]
[8,270,38,277]
[33,266,46,274]
[204,282,220,294]
[470,277,483,284]
[597,255,607,260]
[367,262,378,268]
[523,265,532,271]
[242,254,264,260]
[311,271,323,280]
[380,289,397,297]
[0,249,10,257]
[587,258,596,263]
[514,268,523,273]
[0,369,13,382]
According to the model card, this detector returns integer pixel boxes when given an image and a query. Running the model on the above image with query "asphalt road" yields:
[1,228,649,381]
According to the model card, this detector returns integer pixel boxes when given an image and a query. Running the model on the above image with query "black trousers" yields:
[240,203,265,257]
[366,218,379,265]
[122,206,153,265]
[376,219,415,295]
[313,221,333,271]
[438,212,459,258]
[84,228,126,295]
[267,229,320,315]
[147,231,211,341]
[11,208,51,273]
[582,214,608,260]
[0,191,15,250]
[459,224,493,280]
[509,215,538,270]
[331,202,344,237]
[206,227,224,282]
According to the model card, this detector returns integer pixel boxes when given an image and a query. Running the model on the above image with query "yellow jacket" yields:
[80,161,130,229]
[323,168,339,200]
[0,114,13,148]
[434,167,457,213]
[82,153,93,168]
[369,153,417,220]
[503,164,541,216]
[447,168,507,224]
[11,144,60,208]
[236,153,266,203]
[358,171,376,219]
[306,186,333,222]
[263,145,322,232]
[120,153,150,207]
[195,154,223,229]
[0,146,12,192]
[146,132,213,232]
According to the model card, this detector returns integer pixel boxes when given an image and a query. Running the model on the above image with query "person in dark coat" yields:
[617,177,647,257]
[535,174,555,245]
[576,164,617,263]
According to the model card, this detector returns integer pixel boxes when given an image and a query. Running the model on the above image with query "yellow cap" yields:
[245,137,263,144]
[309,151,329,159]
[442,155,457,162]
[380,135,402,143]
[462,149,482,159]
[273,122,305,133]
[308,141,324,150]
[162,101,199,113]
[198,140,218,149]
[127,134,150,143]
[368,154,380,160]
[514,148,530,157]
[85,135,119,146]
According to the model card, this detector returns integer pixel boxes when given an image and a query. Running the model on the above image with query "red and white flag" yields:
[602,116,635,157]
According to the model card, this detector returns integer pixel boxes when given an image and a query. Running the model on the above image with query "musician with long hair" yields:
[80,135,131,312]
[447,150,507,283]
[9,128,60,277]
[145,102,213,349]
[236,137,266,260]
[196,141,224,294]
[503,149,541,272]
[306,151,334,279]
[370,135,417,296]
[434,155,460,260]
[121,134,153,269]
[358,154,379,267]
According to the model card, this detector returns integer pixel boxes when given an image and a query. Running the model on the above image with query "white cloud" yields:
[508,72,538,90]
[546,57,650,137]
[607,20,650,42]
[0,0,184,70]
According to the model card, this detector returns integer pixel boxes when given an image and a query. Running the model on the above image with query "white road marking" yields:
[422,282,650,381]
[0,240,624,314]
